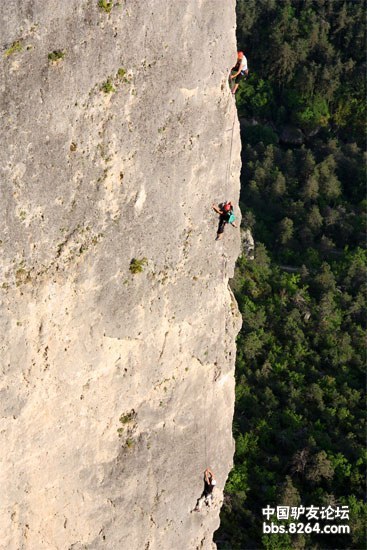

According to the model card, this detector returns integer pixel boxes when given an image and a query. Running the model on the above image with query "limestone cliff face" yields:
[0,2,241,549]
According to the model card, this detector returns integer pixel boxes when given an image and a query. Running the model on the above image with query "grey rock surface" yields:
[0,2,241,549]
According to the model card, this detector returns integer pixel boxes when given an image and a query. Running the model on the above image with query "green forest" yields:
[215,1,366,549]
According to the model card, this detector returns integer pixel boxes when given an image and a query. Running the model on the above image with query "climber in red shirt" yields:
[212,201,237,240]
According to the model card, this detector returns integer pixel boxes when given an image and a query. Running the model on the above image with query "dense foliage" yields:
[235,0,366,145]
[216,1,366,549]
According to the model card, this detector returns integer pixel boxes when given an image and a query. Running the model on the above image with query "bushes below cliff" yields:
[217,141,366,549]
[234,0,366,144]
[217,243,366,549]
[216,1,366,547]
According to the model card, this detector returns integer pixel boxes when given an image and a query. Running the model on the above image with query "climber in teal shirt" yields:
[212,201,237,240]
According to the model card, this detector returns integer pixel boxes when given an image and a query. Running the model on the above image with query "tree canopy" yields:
[216,2,366,548]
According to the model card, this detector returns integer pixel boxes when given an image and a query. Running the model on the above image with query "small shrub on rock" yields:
[48,50,65,63]
[4,41,23,57]
[101,78,115,93]
[98,0,113,13]
[129,258,147,274]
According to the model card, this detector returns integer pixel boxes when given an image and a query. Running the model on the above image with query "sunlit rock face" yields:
[0,1,241,548]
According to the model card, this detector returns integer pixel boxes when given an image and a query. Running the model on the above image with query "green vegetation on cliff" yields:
[216,1,366,548]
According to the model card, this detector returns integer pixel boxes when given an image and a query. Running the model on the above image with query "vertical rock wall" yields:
[0,1,241,548]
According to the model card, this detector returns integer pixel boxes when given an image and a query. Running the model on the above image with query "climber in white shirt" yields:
[230,51,249,94]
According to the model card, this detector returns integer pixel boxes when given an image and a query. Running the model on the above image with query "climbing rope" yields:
[225,109,237,188]
[203,360,219,468]
[203,377,208,466]
[203,103,237,471]
[203,110,236,465]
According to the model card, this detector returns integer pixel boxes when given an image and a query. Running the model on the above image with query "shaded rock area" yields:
[279,125,305,145]
[239,118,321,147]
[241,229,255,260]
[0,1,241,549]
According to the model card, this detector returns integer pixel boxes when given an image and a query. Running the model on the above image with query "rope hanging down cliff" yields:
[199,102,238,512]
[225,109,237,188]
[211,109,238,240]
